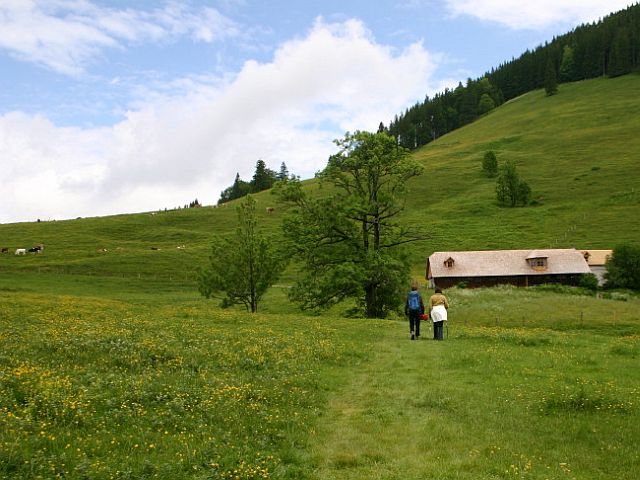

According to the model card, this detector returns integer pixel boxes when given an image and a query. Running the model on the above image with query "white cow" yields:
[15,248,26,255]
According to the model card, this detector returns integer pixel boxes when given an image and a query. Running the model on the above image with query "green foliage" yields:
[218,160,282,205]
[251,159,277,192]
[277,131,423,318]
[477,93,496,115]
[605,245,640,290]
[544,58,558,96]
[608,27,633,78]
[481,150,498,177]
[277,161,289,181]
[559,45,576,82]
[218,172,251,204]
[198,195,286,312]
[579,273,599,291]
[495,159,531,207]
[389,76,502,149]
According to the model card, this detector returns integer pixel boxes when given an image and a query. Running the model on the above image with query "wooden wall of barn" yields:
[432,274,586,289]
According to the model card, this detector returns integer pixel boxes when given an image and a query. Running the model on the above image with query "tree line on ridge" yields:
[387,3,640,150]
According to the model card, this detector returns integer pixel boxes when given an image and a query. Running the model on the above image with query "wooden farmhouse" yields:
[580,249,613,286]
[426,249,592,289]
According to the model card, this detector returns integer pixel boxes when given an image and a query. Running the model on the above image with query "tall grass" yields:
[1,282,639,478]
[0,290,373,479]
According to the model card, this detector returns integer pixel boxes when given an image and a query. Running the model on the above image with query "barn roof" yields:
[427,249,591,279]
[580,249,613,266]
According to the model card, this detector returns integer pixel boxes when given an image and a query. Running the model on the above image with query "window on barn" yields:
[528,257,547,270]
[444,257,455,268]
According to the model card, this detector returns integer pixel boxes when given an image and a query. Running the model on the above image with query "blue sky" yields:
[0,0,634,223]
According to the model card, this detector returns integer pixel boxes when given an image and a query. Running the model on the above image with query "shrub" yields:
[579,273,599,291]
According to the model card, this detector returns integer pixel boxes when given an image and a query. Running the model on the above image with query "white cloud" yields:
[0,0,239,75]
[0,18,438,223]
[444,0,636,30]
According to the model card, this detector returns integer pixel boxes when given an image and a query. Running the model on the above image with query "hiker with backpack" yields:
[405,283,425,340]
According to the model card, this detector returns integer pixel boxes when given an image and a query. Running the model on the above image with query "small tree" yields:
[604,245,640,290]
[496,160,531,207]
[198,195,286,312]
[482,150,498,178]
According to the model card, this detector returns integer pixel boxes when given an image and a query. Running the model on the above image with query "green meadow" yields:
[1,282,638,479]
[1,76,640,478]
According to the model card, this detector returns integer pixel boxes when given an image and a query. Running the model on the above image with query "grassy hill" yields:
[1,75,640,478]
[1,74,639,287]
[404,73,640,255]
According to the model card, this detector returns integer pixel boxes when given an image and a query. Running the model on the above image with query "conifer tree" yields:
[544,59,558,96]
[559,45,576,82]
[251,160,273,192]
[277,162,289,181]
[608,27,633,77]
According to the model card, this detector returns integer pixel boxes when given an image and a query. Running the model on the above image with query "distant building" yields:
[580,250,613,286]
[426,249,591,289]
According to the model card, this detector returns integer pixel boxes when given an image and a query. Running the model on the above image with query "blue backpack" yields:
[408,291,421,311]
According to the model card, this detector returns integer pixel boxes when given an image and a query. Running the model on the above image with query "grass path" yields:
[308,320,640,480]
[310,323,467,479]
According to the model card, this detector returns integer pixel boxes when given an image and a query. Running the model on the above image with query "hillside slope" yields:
[405,73,640,254]
[1,74,639,283]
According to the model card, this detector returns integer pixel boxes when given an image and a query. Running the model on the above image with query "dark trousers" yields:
[433,321,444,340]
[409,312,421,337]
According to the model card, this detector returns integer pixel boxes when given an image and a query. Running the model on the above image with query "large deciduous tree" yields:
[605,245,640,290]
[276,131,424,318]
[198,195,286,312]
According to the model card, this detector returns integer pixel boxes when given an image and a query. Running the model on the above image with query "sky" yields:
[0,0,636,223]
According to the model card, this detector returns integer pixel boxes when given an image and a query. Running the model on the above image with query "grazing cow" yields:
[1,247,8,253]
[28,246,42,253]
[266,207,275,214]
[150,247,160,250]
[15,248,26,255]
